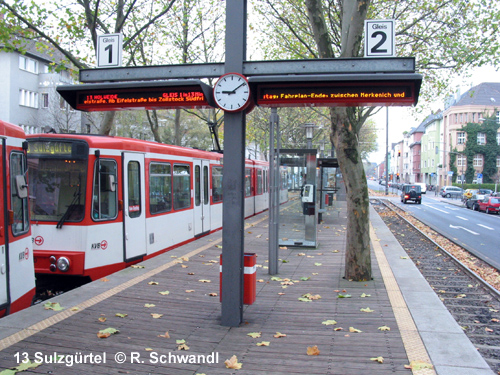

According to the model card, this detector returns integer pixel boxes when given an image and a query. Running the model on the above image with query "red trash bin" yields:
[220,253,256,305]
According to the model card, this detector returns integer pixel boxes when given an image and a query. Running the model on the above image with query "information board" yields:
[57,81,215,111]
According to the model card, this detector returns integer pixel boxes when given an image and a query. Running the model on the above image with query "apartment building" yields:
[420,111,444,186]
[0,40,81,133]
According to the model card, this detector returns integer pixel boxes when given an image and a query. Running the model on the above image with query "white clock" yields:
[213,73,251,112]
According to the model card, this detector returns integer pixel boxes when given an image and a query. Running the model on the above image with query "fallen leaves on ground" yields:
[130,265,144,268]
[378,326,391,331]
[158,331,170,338]
[1,360,42,374]
[115,313,128,318]
[322,320,337,326]
[360,307,374,313]
[256,341,270,346]
[404,360,434,370]
[224,355,242,369]
[43,302,64,311]
[306,346,320,355]
[349,327,362,333]
[274,332,286,338]
[370,356,384,363]
[148,281,159,285]
[158,290,170,295]
[247,332,261,338]
[151,313,163,319]
[97,327,119,338]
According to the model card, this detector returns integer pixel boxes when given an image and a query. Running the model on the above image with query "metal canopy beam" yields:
[79,57,417,83]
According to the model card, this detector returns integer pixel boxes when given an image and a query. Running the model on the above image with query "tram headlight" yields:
[56,257,70,272]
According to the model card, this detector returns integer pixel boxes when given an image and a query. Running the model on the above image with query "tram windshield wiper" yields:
[56,188,81,229]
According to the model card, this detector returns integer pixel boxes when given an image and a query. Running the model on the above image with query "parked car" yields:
[478,189,493,196]
[478,196,500,214]
[401,184,422,204]
[414,183,427,194]
[465,194,482,210]
[440,186,463,198]
[463,189,478,200]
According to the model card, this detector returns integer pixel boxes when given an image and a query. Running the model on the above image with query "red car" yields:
[478,197,500,214]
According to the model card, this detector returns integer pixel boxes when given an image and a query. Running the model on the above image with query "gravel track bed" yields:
[371,199,500,374]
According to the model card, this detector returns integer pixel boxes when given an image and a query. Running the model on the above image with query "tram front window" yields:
[28,158,87,222]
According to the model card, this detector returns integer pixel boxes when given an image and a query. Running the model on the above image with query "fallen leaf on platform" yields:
[322,319,337,326]
[485,327,494,332]
[370,356,384,363]
[247,332,262,338]
[297,252,306,256]
[274,332,287,338]
[100,278,110,282]
[181,257,189,262]
[43,302,64,311]
[332,250,339,253]
[158,331,170,338]
[185,290,195,293]
[404,360,433,370]
[333,327,343,331]
[256,341,270,346]
[208,293,218,297]
[145,348,153,351]
[144,304,155,308]
[158,290,170,295]
[455,294,467,299]
[178,343,190,350]
[130,265,144,268]
[378,326,391,331]
[181,264,188,268]
[307,346,320,355]
[400,256,408,259]
[337,294,351,298]
[224,355,242,369]
[282,260,289,263]
[271,276,282,281]
[360,293,371,298]
[257,279,265,282]
[300,277,310,281]
[97,327,119,338]
[349,327,362,333]
[199,279,211,283]
[115,313,128,318]
[279,246,288,250]
[215,245,222,248]
[4,360,42,373]
[278,292,285,295]
[360,307,374,313]
[188,272,195,275]
[98,317,107,323]
[148,281,159,285]
[151,313,163,319]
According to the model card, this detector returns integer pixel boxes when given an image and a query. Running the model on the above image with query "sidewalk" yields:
[0,198,493,374]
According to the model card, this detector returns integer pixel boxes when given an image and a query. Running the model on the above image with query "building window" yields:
[457,132,466,144]
[457,154,466,167]
[18,55,38,73]
[19,89,39,108]
[477,132,486,145]
[497,132,500,145]
[41,93,49,108]
[473,154,483,167]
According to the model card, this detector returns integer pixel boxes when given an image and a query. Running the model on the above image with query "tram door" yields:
[123,152,147,261]
[0,139,7,307]
[193,160,211,236]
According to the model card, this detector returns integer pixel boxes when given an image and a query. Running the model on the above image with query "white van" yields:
[415,183,427,194]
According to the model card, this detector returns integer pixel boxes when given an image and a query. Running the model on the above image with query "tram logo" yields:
[19,247,29,261]
[34,236,44,246]
[91,240,108,250]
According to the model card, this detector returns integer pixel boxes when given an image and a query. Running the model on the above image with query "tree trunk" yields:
[99,111,116,135]
[330,107,371,281]
[306,0,372,281]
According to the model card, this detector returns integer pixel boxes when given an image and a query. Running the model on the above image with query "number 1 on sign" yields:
[104,44,113,64]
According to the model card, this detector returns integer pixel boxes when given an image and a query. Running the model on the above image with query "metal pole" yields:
[221,0,246,327]
[385,107,389,195]
[269,108,279,275]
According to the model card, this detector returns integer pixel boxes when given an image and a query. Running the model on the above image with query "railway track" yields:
[371,198,500,374]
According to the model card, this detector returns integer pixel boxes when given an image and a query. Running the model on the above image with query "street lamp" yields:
[301,123,318,149]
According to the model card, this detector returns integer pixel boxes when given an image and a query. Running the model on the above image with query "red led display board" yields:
[57,80,215,112]
[250,74,422,108]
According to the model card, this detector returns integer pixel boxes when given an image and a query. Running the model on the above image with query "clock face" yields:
[213,73,251,112]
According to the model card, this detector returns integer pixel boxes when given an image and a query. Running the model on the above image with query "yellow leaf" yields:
[360,293,371,298]
[199,279,211,283]
[274,332,287,338]
[185,290,195,293]
[378,326,391,331]
[360,307,374,313]
[349,327,362,333]
[115,313,128,318]
[100,277,110,282]
[404,360,434,370]
[370,356,384,363]
[144,304,155,308]
[224,355,242,369]
[177,343,190,350]
[322,320,337,326]
[148,281,159,285]
[145,348,153,351]
[130,265,144,268]
[181,257,189,262]
[98,317,107,322]
[247,332,262,338]
[256,341,270,346]
[307,345,320,355]
[158,331,170,338]
[208,292,218,297]
[158,290,170,295]
[151,313,163,319]
[181,264,188,268]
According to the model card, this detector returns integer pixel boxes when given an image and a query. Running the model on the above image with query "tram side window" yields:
[173,164,190,210]
[92,159,118,220]
[257,169,263,195]
[245,168,252,197]
[212,166,223,203]
[10,152,29,235]
[150,162,171,214]
[127,161,141,218]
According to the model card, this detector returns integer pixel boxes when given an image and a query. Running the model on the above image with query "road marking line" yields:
[477,224,494,230]
[449,224,479,235]
[456,216,468,221]
[422,203,449,213]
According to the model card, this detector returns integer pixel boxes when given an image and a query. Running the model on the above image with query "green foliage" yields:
[462,116,500,183]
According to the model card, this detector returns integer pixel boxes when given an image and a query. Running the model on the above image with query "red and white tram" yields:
[26,134,278,281]
[0,120,35,317]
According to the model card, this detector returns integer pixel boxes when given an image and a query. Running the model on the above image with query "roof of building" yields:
[454,82,500,107]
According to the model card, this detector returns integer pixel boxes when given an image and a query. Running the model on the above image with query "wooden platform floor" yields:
[0,198,412,374]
